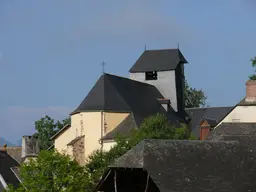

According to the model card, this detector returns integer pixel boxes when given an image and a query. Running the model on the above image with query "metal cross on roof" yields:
[101,61,106,74]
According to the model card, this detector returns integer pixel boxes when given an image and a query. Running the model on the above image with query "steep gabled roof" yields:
[71,73,168,118]
[104,139,256,192]
[0,147,22,164]
[0,151,20,189]
[186,106,233,139]
[129,49,188,73]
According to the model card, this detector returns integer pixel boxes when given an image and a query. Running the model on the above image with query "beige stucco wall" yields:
[54,111,130,162]
[216,106,256,127]
[104,112,130,134]
[82,111,129,157]
[54,126,75,156]
[71,113,82,137]
[80,112,102,158]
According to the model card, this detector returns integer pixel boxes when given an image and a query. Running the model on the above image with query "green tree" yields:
[9,114,194,192]
[185,80,207,108]
[249,56,256,80]
[85,113,194,190]
[34,116,71,150]
[7,150,89,192]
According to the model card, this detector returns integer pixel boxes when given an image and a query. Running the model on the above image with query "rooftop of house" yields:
[70,73,185,138]
[0,150,20,189]
[129,49,188,73]
[71,73,165,114]
[207,122,256,141]
[97,139,256,192]
[0,146,22,164]
[186,106,234,139]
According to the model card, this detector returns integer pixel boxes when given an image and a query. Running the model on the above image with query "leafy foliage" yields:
[9,114,194,191]
[249,57,256,80]
[34,115,71,150]
[85,113,194,190]
[184,80,207,108]
[7,150,89,192]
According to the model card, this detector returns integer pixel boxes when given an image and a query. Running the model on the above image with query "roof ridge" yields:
[144,48,179,52]
[104,73,160,88]
[186,106,233,110]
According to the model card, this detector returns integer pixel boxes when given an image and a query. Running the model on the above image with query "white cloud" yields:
[0,106,73,143]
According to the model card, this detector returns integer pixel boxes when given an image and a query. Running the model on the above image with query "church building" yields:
[51,48,192,165]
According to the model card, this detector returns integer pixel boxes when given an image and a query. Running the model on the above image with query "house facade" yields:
[197,80,256,140]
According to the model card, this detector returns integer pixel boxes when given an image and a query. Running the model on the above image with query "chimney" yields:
[157,98,171,111]
[22,135,39,158]
[246,80,256,102]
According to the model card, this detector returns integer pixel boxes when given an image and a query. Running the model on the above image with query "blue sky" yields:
[0,1,256,142]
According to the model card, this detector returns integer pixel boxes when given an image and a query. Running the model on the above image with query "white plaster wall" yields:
[217,106,256,127]
[130,70,178,111]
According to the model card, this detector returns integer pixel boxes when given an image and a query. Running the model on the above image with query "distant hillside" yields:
[16,139,22,146]
[0,137,15,146]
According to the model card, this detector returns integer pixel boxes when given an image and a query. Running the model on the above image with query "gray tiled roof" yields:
[71,73,165,114]
[0,182,4,191]
[202,117,218,127]
[105,139,256,192]
[207,122,256,141]
[0,151,20,188]
[0,147,22,164]
[72,74,183,134]
[129,49,188,72]
[186,106,234,139]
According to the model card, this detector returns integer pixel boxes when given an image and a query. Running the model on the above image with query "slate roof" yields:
[71,74,183,132]
[186,106,234,139]
[105,139,256,192]
[0,151,20,189]
[72,73,164,113]
[0,147,22,164]
[207,122,256,141]
[201,117,218,127]
[0,182,4,191]
[129,49,188,73]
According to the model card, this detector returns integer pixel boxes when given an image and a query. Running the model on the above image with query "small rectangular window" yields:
[145,71,158,80]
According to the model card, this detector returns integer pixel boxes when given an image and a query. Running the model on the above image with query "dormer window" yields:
[145,71,158,80]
